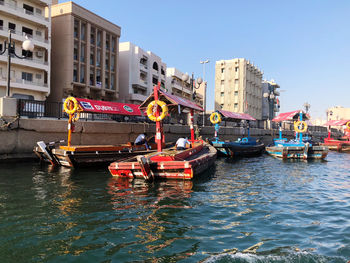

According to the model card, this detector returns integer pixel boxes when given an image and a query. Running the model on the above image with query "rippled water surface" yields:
[1,152,350,262]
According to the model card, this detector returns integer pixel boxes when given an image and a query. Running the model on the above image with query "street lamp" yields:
[0,31,34,97]
[303,102,310,113]
[200,59,210,126]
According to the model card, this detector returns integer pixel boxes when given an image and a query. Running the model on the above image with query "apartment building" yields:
[327,106,350,121]
[49,1,120,102]
[262,79,280,120]
[215,58,263,120]
[0,0,51,100]
[119,42,166,104]
[166,67,203,107]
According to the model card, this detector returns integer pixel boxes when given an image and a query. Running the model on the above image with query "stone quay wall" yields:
[0,118,335,161]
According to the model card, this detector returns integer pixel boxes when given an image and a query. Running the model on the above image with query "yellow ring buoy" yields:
[146,100,168,122]
[64,97,78,115]
[294,120,308,133]
[346,122,350,129]
[210,112,222,124]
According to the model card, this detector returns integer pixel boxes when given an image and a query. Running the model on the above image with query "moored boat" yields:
[320,120,350,152]
[108,83,217,180]
[209,110,265,157]
[33,97,168,168]
[265,110,328,160]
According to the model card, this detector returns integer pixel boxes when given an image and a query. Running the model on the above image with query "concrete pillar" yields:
[0,97,17,117]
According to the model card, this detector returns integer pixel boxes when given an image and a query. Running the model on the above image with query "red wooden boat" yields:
[321,120,350,152]
[108,83,217,180]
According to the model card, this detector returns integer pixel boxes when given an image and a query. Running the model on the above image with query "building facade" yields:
[0,0,52,100]
[49,1,120,102]
[215,58,263,120]
[119,42,166,104]
[262,79,280,120]
[327,106,350,121]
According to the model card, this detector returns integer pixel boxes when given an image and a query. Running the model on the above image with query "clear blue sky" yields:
[60,0,350,119]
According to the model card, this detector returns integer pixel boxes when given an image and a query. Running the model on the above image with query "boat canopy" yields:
[139,89,203,113]
[272,110,309,122]
[218,110,256,121]
[76,98,142,116]
[324,120,350,126]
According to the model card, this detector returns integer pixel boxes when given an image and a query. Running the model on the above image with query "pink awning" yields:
[218,110,256,121]
[324,120,350,126]
[140,89,203,112]
[272,110,309,122]
[76,98,142,116]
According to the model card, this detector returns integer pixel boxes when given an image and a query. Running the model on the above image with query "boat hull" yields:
[34,142,171,168]
[266,145,328,159]
[211,141,265,157]
[321,138,350,152]
[108,142,217,180]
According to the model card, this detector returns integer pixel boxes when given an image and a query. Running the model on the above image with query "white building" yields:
[166,67,203,107]
[119,42,166,104]
[0,0,52,100]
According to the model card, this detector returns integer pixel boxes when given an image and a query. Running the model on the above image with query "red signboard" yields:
[76,98,142,116]
[218,110,256,121]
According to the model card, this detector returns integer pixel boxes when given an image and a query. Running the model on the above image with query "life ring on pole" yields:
[294,120,308,133]
[147,100,168,122]
[346,122,350,129]
[210,112,222,124]
[64,97,78,115]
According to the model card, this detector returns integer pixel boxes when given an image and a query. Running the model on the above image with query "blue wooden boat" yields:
[266,110,328,160]
[209,110,265,157]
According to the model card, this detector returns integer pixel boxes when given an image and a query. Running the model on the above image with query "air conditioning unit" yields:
[36,51,43,58]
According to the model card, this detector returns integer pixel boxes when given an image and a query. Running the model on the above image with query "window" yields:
[9,22,16,33]
[234,79,239,84]
[105,74,109,89]
[111,74,114,89]
[73,64,78,82]
[90,50,94,65]
[73,41,78,61]
[35,74,41,79]
[152,76,158,85]
[81,23,86,40]
[221,68,224,73]
[23,4,34,14]
[0,44,3,52]
[105,56,109,69]
[220,92,224,97]
[35,8,42,15]
[90,27,95,45]
[111,55,115,71]
[22,49,33,58]
[235,67,239,72]
[161,67,165,75]
[74,19,79,38]
[35,30,42,37]
[22,72,33,82]
[152,62,158,71]
[80,43,85,62]
[89,68,94,85]
[221,80,224,85]
[234,91,238,96]
[0,20,3,29]
[22,26,33,37]
[234,103,238,109]
[80,65,85,83]
[96,69,101,87]
[96,50,101,67]
[97,30,101,47]
[106,34,110,50]
[111,37,116,52]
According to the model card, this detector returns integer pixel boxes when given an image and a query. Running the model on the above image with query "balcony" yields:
[0,77,49,92]
[130,93,147,103]
[1,1,49,26]
[0,26,49,48]
[0,54,49,71]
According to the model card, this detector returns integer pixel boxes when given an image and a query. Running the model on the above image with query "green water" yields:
[1,152,350,262]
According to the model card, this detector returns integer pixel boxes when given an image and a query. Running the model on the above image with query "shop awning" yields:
[324,120,350,126]
[218,110,256,121]
[140,89,203,112]
[76,98,142,116]
[272,110,309,122]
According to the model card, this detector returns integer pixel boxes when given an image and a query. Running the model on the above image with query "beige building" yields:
[119,42,166,104]
[215,58,263,120]
[49,1,120,102]
[0,0,52,100]
[327,106,350,121]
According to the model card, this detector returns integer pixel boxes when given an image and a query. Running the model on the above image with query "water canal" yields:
[1,152,350,262]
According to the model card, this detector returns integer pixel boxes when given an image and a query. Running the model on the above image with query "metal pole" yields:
[6,31,12,97]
